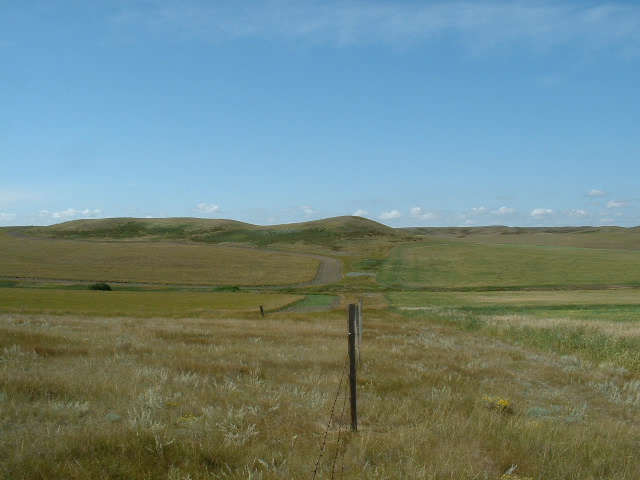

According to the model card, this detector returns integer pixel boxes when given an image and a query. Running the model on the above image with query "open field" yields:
[2,218,640,478]
[378,241,640,290]
[0,232,320,287]
[1,311,639,479]
[390,290,640,371]
[404,226,640,251]
[0,289,305,317]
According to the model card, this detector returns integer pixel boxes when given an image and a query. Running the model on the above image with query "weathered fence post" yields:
[259,305,265,318]
[357,299,363,364]
[348,303,358,432]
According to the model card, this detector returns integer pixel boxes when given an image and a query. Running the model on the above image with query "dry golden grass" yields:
[391,289,640,308]
[1,310,639,479]
[0,233,318,286]
[485,314,640,339]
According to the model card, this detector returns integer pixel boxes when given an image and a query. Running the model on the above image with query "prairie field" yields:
[0,289,305,317]
[378,241,640,290]
[1,218,640,479]
[1,310,639,479]
[0,232,319,286]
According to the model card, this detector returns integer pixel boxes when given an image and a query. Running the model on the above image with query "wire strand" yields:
[312,352,349,479]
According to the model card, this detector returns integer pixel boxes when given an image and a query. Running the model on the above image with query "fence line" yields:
[312,353,349,479]
[312,302,363,479]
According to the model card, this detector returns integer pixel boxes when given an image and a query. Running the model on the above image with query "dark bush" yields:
[89,282,112,291]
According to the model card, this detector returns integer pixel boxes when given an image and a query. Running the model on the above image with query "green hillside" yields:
[24,215,407,251]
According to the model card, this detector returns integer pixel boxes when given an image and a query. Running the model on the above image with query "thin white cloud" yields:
[0,189,41,206]
[469,207,488,215]
[195,203,220,214]
[587,189,608,197]
[380,210,402,220]
[54,208,103,219]
[568,209,591,218]
[0,213,16,222]
[607,200,631,209]
[37,208,104,222]
[409,207,437,220]
[353,209,368,217]
[300,205,318,217]
[492,206,516,215]
[113,2,640,54]
[531,208,553,219]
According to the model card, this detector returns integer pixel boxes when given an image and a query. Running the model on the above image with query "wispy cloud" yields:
[0,213,16,222]
[112,1,640,54]
[568,209,591,218]
[607,200,631,209]
[0,189,41,206]
[587,189,608,197]
[38,208,103,222]
[194,203,221,214]
[492,206,516,216]
[300,205,318,217]
[380,210,402,220]
[531,208,553,219]
[469,207,488,216]
[410,207,438,220]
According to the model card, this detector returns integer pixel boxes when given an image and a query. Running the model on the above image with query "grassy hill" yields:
[25,215,407,251]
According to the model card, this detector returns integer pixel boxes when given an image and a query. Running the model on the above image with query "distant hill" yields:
[26,215,409,251]
[17,218,640,251]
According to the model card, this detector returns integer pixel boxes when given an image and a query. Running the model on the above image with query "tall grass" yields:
[391,291,640,372]
[2,311,639,479]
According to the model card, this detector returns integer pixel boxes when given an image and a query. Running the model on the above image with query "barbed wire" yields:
[312,352,349,480]
[329,376,350,480]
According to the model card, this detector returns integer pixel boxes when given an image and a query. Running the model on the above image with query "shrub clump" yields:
[88,282,112,291]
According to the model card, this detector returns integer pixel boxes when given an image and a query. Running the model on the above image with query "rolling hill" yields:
[24,215,408,250]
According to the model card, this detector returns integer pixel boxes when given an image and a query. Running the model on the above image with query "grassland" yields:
[378,241,640,290]
[0,289,304,317]
[1,311,639,479]
[2,218,640,479]
[0,232,320,286]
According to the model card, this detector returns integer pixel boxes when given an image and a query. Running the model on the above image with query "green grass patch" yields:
[378,241,640,290]
[0,288,303,317]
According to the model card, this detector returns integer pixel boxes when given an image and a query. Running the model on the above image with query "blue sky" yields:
[2,1,639,227]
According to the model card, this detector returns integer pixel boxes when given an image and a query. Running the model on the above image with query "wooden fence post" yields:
[357,299,363,364]
[348,303,358,432]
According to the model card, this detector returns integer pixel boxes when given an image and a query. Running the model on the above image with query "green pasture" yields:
[378,241,640,290]
[0,288,303,317]
[389,290,640,321]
